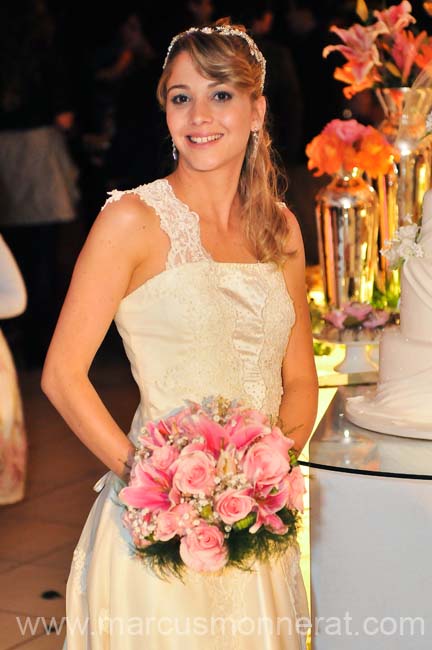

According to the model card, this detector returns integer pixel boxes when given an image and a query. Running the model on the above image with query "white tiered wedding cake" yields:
[346,191,432,439]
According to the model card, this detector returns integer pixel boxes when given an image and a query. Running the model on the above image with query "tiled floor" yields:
[0,329,311,649]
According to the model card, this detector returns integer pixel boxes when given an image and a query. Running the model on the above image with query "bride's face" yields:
[166,51,265,172]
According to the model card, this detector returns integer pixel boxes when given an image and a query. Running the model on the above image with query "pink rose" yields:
[342,302,373,321]
[180,523,228,572]
[323,309,347,329]
[323,118,367,145]
[152,445,179,471]
[173,450,216,495]
[155,503,197,541]
[215,488,254,525]
[243,442,290,489]
[260,428,295,460]
[286,466,306,513]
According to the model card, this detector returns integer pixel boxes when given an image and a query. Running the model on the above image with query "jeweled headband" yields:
[163,25,267,93]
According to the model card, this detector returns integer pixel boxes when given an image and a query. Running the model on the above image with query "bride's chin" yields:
[179,151,245,173]
[180,157,228,173]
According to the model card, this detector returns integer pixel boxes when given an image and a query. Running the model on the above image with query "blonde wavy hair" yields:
[156,19,292,268]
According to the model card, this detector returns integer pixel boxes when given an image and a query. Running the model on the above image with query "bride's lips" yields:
[185,134,224,147]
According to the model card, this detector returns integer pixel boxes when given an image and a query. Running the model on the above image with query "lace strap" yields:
[101,180,211,270]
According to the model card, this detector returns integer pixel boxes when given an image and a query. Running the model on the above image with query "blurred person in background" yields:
[185,0,215,27]
[233,0,303,168]
[94,10,163,192]
[0,0,79,369]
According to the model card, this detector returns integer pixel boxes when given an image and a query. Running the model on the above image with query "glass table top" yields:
[299,386,432,479]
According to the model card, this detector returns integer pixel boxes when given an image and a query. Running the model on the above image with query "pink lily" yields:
[119,461,172,511]
[373,1,416,35]
[250,481,290,534]
[391,30,428,83]
[323,310,347,329]
[140,419,176,451]
[195,414,229,455]
[178,413,229,456]
[225,409,269,451]
[228,422,266,452]
[363,310,390,329]
[334,63,382,98]
[342,302,373,321]
[323,22,387,83]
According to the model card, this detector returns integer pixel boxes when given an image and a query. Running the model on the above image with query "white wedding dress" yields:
[63,178,309,649]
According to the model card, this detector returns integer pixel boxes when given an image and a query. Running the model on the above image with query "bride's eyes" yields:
[170,90,233,105]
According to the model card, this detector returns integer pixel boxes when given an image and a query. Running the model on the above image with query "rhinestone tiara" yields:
[163,25,266,93]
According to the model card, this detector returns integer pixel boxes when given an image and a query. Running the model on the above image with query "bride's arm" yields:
[41,194,151,480]
[278,208,318,455]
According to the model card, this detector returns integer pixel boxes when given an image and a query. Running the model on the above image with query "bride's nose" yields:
[190,98,212,125]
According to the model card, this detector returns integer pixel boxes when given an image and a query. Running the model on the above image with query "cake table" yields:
[300,385,432,649]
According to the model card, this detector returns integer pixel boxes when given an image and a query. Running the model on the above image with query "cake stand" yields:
[314,334,380,374]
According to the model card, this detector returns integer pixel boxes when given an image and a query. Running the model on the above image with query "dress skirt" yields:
[0,329,27,504]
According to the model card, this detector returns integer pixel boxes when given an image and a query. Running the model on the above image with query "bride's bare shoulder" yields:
[98,188,157,228]
[89,188,161,261]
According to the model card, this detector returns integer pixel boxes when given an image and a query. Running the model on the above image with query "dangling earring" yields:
[172,138,178,161]
[251,129,259,159]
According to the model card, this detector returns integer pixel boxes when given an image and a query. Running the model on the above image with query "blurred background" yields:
[2,4,432,648]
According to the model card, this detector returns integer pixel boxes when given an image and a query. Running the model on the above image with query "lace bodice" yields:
[103,179,295,440]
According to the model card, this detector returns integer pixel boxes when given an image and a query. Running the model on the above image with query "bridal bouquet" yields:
[118,396,303,578]
[323,1,432,98]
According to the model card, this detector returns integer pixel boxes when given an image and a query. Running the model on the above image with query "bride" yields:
[42,19,318,649]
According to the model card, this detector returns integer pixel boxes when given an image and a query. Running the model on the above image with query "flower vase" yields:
[315,170,379,308]
[374,87,432,292]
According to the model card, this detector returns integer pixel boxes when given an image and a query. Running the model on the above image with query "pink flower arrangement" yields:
[320,301,391,342]
[323,1,432,98]
[118,396,303,576]
[306,118,397,177]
